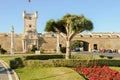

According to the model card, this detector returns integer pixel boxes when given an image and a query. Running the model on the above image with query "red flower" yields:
[74,66,120,80]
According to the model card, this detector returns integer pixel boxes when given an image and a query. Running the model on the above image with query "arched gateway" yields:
[71,32,120,52]
[39,32,120,53]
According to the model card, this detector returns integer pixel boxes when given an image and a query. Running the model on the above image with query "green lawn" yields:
[1,54,120,80]
[0,55,85,80]
[0,56,19,64]
[16,67,85,80]
[110,67,120,72]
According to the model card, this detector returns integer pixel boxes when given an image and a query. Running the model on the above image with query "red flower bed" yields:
[74,66,120,80]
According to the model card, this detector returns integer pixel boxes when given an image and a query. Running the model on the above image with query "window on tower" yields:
[29,17,32,20]
[29,25,32,28]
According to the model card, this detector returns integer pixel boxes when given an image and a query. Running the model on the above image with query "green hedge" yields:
[25,60,54,67]
[10,58,120,68]
[60,47,66,53]
[52,59,120,67]
[9,55,120,68]
[0,48,7,54]
[71,54,95,60]
[24,54,95,60]
[94,60,120,67]
[52,59,94,67]
[10,57,25,69]
[25,54,65,60]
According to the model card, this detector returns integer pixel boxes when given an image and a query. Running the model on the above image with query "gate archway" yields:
[71,40,89,51]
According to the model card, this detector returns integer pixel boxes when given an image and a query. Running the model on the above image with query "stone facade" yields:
[40,32,120,53]
[22,11,39,52]
[0,11,120,53]
[72,32,120,52]
[0,33,23,53]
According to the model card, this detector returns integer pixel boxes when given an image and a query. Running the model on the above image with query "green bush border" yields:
[10,57,25,69]
[25,54,65,60]
[9,54,120,69]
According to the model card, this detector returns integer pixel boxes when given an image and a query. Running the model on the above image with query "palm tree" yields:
[45,14,93,59]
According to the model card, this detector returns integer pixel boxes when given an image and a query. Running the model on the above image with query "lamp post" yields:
[11,25,14,55]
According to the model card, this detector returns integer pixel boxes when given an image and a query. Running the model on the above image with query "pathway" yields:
[0,60,19,80]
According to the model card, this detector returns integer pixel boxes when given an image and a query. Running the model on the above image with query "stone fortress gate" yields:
[72,32,120,52]
[22,11,39,52]
[0,11,120,53]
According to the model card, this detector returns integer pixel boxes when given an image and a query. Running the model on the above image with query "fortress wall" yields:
[72,33,120,52]
[40,36,57,53]
[0,34,23,53]
[40,33,120,52]
[14,36,23,52]
[39,33,66,53]
[0,35,11,52]
[1,32,120,53]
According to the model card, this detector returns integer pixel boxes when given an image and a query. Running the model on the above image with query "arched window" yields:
[93,44,98,50]
[29,25,32,28]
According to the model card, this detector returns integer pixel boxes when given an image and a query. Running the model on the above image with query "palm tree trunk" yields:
[66,40,71,59]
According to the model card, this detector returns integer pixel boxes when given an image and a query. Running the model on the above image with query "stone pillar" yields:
[89,43,92,52]
[36,39,39,50]
[24,40,27,52]
[22,40,24,52]
[56,33,60,53]
[11,25,14,55]
[22,39,28,52]
[22,39,25,52]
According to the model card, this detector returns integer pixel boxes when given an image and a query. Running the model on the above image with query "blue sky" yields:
[0,0,120,34]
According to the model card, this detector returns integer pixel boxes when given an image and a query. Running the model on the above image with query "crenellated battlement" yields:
[41,32,120,39]
[75,33,120,38]
[0,33,22,38]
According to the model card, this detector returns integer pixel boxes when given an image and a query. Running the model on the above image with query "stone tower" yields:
[22,11,39,52]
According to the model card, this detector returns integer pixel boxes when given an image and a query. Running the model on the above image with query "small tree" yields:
[45,14,93,59]
[31,45,37,52]
[0,48,7,54]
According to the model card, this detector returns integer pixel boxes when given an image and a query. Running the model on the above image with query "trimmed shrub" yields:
[52,59,120,68]
[99,55,105,58]
[25,60,54,67]
[25,54,65,60]
[10,57,25,69]
[52,59,94,67]
[71,54,95,60]
[10,60,18,69]
[60,47,66,53]
[31,45,37,52]
[107,56,113,59]
[0,48,7,54]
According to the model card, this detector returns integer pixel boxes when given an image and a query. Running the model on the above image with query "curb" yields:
[0,60,20,80]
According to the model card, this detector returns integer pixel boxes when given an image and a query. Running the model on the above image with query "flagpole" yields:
[28,0,31,12]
